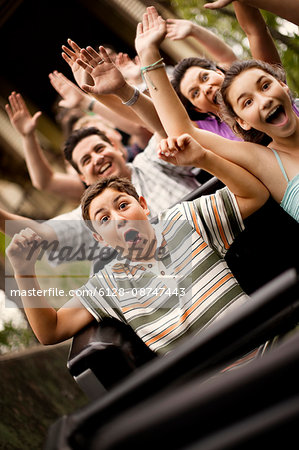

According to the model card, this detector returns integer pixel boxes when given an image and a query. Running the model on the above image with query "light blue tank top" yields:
[271,149,299,222]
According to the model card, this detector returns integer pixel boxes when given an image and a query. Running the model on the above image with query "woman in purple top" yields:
[171,57,241,141]
[168,2,282,141]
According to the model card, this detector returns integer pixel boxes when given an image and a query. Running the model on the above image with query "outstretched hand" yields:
[135,6,167,56]
[75,46,126,96]
[166,18,193,41]
[61,39,94,90]
[115,53,141,83]
[49,71,86,109]
[6,228,43,275]
[204,0,233,9]
[158,134,206,167]
[5,92,41,137]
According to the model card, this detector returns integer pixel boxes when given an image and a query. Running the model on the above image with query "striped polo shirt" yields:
[78,187,249,355]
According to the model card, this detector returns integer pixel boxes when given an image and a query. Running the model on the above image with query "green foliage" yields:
[0,321,37,354]
[0,231,6,257]
[170,0,299,94]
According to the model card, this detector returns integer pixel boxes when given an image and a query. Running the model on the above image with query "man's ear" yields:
[139,196,150,216]
[93,232,104,243]
[236,117,252,131]
[78,172,87,184]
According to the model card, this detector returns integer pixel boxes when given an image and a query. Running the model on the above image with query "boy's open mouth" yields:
[265,105,287,125]
[124,229,141,243]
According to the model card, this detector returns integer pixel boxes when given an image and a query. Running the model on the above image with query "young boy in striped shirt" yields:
[6,134,269,353]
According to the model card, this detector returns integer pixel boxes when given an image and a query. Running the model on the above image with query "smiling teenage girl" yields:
[220,59,299,220]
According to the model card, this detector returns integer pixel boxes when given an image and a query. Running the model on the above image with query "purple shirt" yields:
[196,116,241,141]
[196,101,299,140]
[293,102,299,117]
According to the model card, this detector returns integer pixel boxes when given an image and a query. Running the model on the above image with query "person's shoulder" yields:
[133,135,158,162]
[159,202,190,225]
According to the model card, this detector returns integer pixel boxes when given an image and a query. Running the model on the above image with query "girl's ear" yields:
[236,117,252,131]
[278,79,289,93]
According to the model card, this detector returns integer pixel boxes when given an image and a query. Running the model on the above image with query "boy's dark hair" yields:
[220,59,287,146]
[81,176,140,232]
[64,127,112,173]
[171,57,225,121]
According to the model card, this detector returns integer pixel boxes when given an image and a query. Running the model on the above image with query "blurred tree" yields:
[169,0,299,95]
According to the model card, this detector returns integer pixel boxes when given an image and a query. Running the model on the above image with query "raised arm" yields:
[204,0,299,26]
[0,204,58,242]
[158,134,269,218]
[62,39,166,139]
[233,1,281,65]
[5,92,84,201]
[166,18,237,66]
[6,228,94,344]
[49,70,149,139]
[134,7,260,169]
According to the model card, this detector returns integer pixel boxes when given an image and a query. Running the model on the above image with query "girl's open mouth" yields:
[265,105,287,126]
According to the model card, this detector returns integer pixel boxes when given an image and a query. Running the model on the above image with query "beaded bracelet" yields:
[121,86,140,106]
[141,57,164,72]
[140,58,165,90]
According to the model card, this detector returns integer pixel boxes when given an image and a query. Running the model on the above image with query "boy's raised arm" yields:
[6,228,94,344]
[0,205,57,241]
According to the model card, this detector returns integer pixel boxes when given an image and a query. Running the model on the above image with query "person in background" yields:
[204,0,299,26]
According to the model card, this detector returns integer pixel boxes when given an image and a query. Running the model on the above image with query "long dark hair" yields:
[220,59,287,145]
[171,57,225,121]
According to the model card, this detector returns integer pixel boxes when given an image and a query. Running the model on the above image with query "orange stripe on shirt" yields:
[122,290,164,313]
[211,195,230,250]
[181,272,233,322]
[163,212,182,235]
[190,204,201,236]
[146,272,233,346]
[175,242,208,273]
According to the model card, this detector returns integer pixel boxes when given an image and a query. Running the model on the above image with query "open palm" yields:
[135,6,167,55]
[62,39,94,90]
[49,71,85,109]
[5,92,41,136]
[76,46,126,96]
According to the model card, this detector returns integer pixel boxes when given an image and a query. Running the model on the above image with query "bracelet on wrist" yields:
[140,58,164,72]
[140,58,165,90]
[121,86,140,106]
